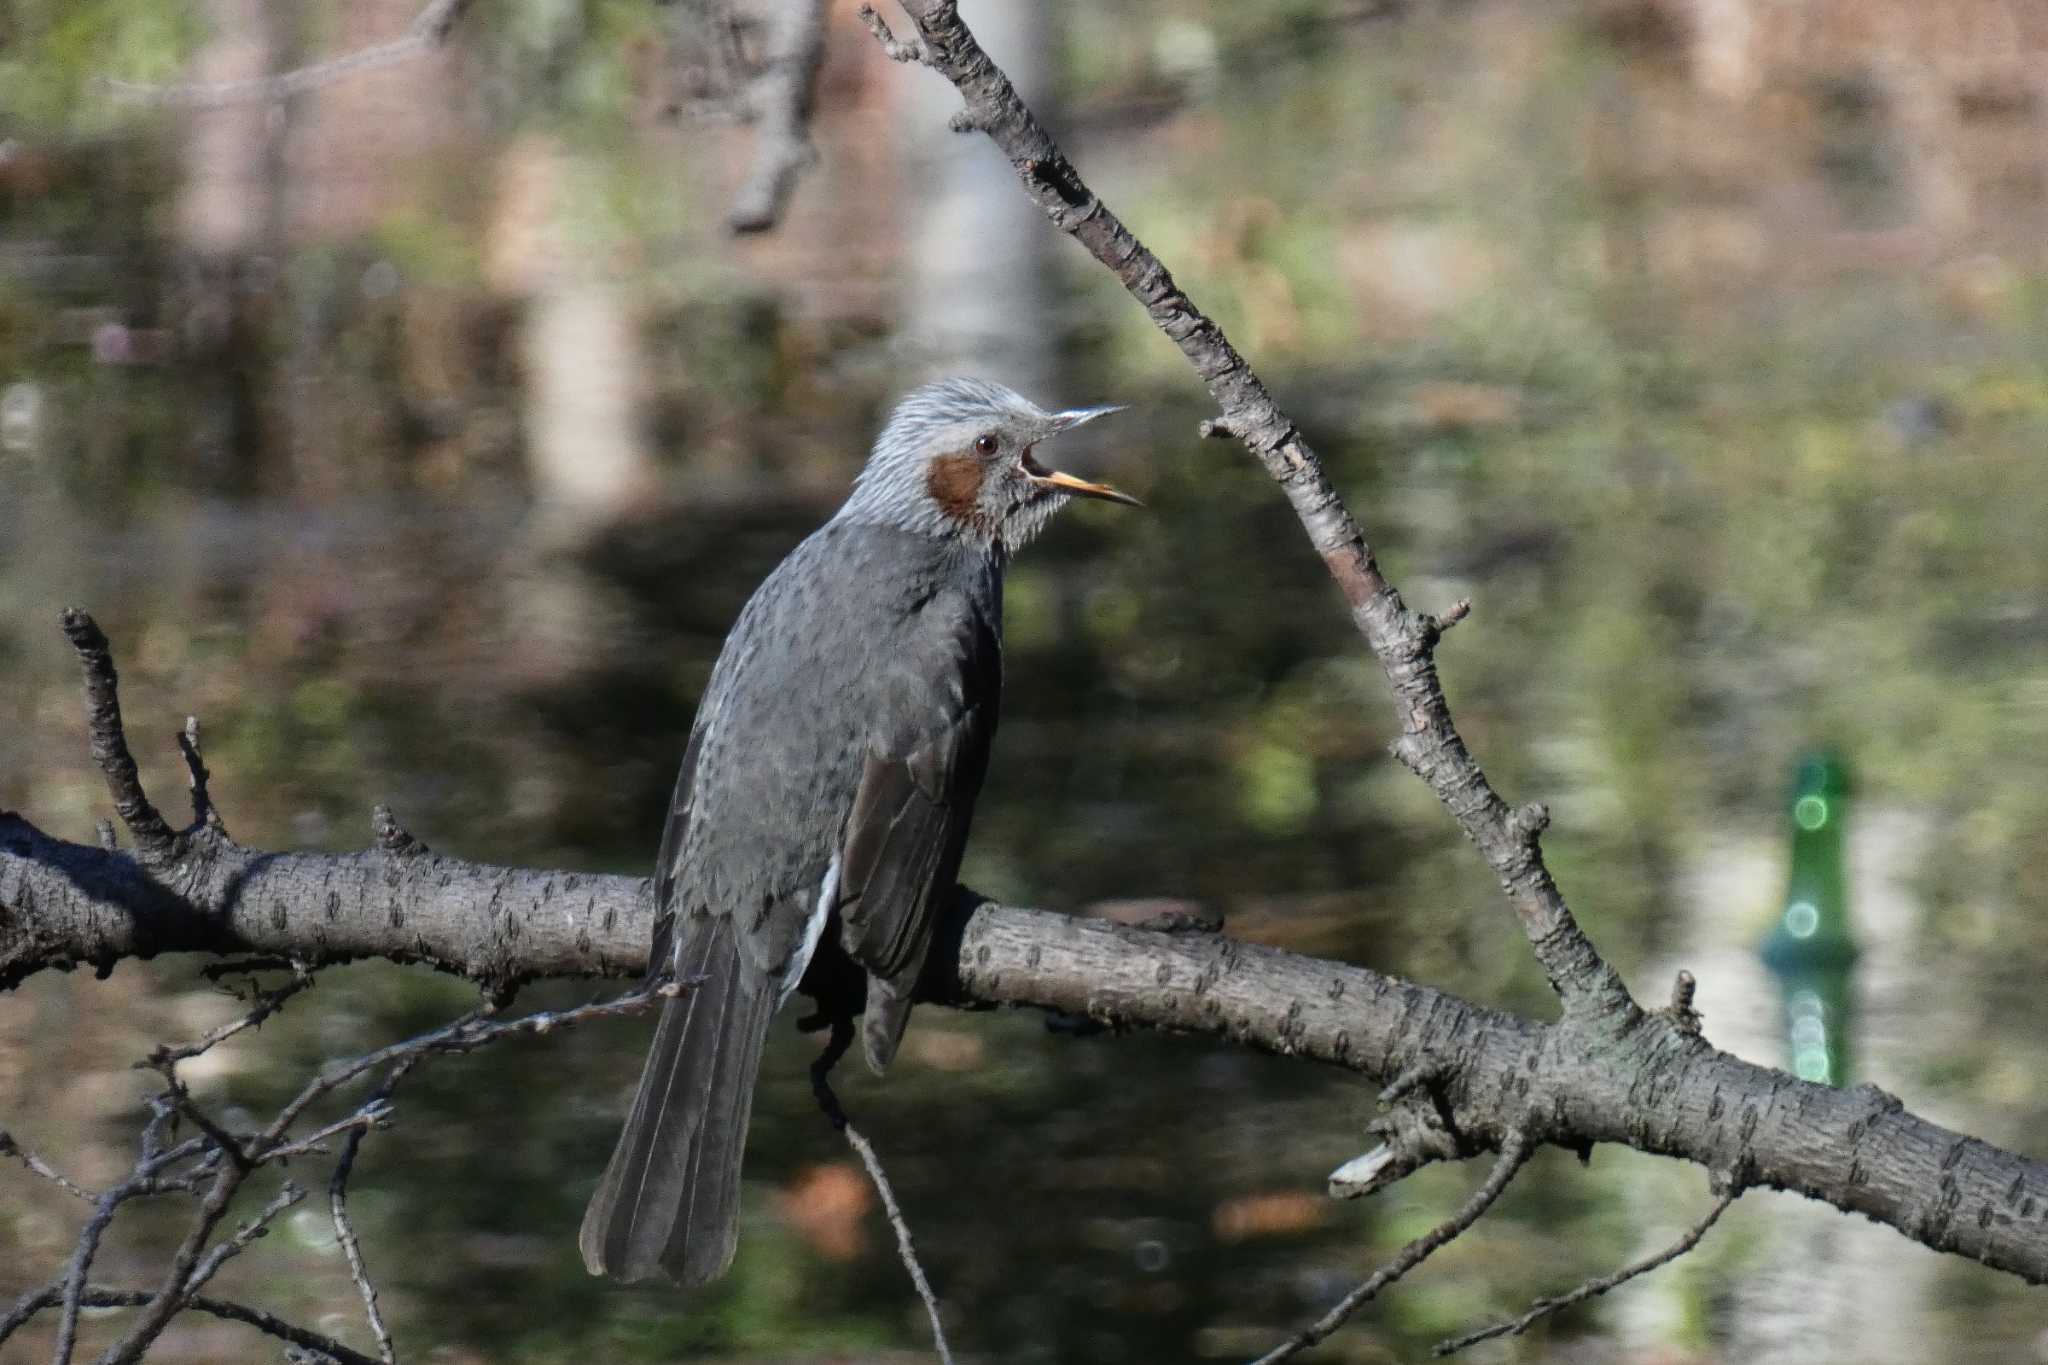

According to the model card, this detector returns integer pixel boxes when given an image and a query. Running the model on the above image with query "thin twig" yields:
[176,716,223,833]
[5,1285,379,1365]
[0,1132,96,1203]
[59,609,179,868]
[261,1101,395,1163]
[845,1124,955,1365]
[82,987,668,1365]
[179,1182,306,1298]
[146,965,314,1066]
[1249,1134,1534,1365]
[330,1060,420,1364]
[94,1162,245,1365]
[1433,1181,1742,1355]
[52,1186,129,1365]
[99,0,474,109]
[259,983,673,1150]
[803,1018,952,1361]
[152,1078,249,1171]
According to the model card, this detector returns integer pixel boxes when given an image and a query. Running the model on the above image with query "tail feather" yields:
[580,917,773,1284]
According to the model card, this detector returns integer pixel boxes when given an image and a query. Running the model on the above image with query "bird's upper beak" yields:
[1026,405,1141,506]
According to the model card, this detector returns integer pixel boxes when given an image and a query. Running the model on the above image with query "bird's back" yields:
[672,518,1002,980]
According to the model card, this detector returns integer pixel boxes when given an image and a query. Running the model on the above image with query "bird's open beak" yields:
[1027,405,1142,506]
[1048,404,1127,433]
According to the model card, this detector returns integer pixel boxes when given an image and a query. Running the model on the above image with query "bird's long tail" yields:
[580,917,773,1285]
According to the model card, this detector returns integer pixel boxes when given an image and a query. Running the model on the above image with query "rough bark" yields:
[5,816,2047,1288]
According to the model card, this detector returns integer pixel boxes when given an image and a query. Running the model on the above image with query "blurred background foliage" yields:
[4,0,2048,1359]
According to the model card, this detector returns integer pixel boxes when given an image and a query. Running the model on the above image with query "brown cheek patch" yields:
[925,452,987,526]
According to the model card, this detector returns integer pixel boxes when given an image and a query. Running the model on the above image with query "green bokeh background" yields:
[5,0,2048,1360]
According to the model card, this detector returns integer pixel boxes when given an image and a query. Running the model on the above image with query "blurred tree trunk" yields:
[899,0,1055,393]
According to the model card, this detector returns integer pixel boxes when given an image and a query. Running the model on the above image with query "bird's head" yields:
[838,377,1138,555]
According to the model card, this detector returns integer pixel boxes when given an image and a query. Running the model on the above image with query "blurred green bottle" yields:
[1760,751,1859,1085]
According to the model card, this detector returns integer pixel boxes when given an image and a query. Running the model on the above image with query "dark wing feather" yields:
[836,608,999,1071]
[644,720,705,982]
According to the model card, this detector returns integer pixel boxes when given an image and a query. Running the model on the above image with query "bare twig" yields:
[52,1187,127,1365]
[330,1061,420,1365]
[1434,1180,1742,1354]
[261,984,674,1152]
[146,965,314,1067]
[0,1132,96,1204]
[727,0,831,232]
[1429,598,1473,635]
[802,1017,953,1361]
[179,1183,306,1297]
[4,1285,379,1365]
[261,1101,396,1164]
[96,1160,247,1364]
[176,716,223,834]
[100,0,474,109]
[1250,1134,1534,1365]
[863,0,1633,1021]
[845,1124,955,1365]
[27,971,670,1365]
[60,609,179,869]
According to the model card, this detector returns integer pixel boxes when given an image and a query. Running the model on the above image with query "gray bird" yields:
[581,377,1136,1285]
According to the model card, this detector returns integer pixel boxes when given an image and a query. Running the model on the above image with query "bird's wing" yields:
[835,601,999,990]
[646,718,706,982]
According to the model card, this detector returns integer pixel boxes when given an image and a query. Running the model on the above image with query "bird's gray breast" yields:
[673,520,1000,980]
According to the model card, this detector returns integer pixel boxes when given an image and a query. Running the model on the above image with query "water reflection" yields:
[5,0,2048,1360]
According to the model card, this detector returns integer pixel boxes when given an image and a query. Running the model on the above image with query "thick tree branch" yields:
[7,808,2048,1286]
[857,0,1630,1021]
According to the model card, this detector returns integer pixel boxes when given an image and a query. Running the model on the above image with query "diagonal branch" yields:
[1435,1178,1743,1355]
[3,1285,379,1365]
[1250,1133,1535,1365]
[810,1020,955,1365]
[331,1059,420,1365]
[846,1124,955,1365]
[858,0,1631,1021]
[0,1133,96,1204]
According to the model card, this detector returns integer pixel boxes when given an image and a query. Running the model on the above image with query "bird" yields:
[580,376,1137,1286]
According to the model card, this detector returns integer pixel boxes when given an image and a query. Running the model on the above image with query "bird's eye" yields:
[974,433,999,456]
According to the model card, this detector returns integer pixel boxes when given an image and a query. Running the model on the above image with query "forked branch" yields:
[1251,1134,1534,1365]
[1435,1178,1744,1354]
